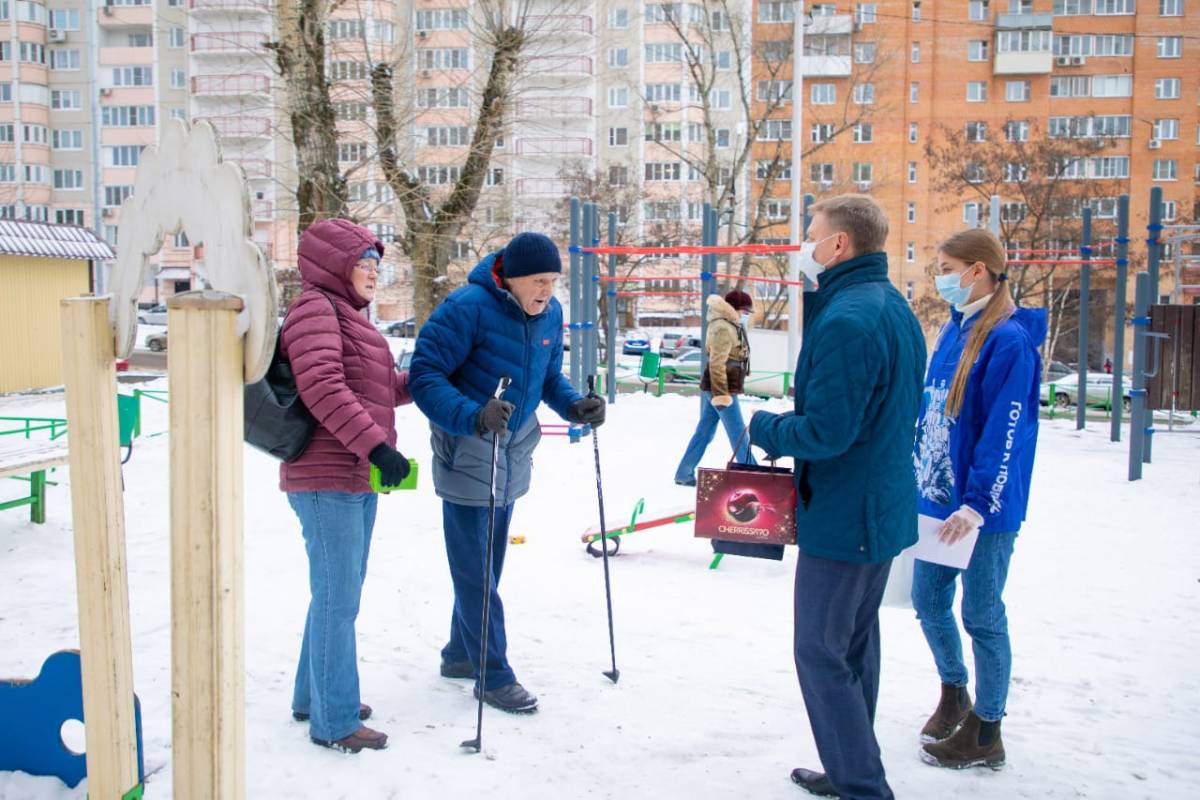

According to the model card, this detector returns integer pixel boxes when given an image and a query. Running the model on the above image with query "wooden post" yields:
[59,297,140,800]
[167,291,245,800]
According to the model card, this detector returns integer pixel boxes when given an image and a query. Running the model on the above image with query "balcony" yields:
[805,13,853,35]
[523,56,592,78]
[515,137,593,157]
[516,96,592,118]
[993,14,1053,75]
[233,158,272,179]
[799,56,852,77]
[526,15,592,35]
[190,0,271,13]
[517,178,584,197]
[191,32,268,56]
[198,115,272,140]
[192,74,270,96]
[252,199,272,220]
[98,5,153,27]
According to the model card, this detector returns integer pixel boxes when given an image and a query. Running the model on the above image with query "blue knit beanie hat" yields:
[361,246,381,262]
[502,232,561,278]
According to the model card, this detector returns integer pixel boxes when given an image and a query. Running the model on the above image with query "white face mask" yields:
[798,234,837,287]
[740,313,751,326]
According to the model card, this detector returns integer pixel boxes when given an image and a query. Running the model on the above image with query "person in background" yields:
[673,290,756,486]
[409,232,605,714]
[748,194,925,800]
[911,228,1045,771]
[281,219,414,753]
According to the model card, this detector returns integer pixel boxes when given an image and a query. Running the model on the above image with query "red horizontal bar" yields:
[708,272,806,287]
[1008,259,1117,266]
[616,291,703,297]
[596,275,702,283]
[582,244,806,256]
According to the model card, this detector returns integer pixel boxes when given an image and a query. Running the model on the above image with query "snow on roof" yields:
[0,219,115,261]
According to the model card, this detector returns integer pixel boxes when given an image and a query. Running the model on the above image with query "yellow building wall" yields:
[0,256,92,394]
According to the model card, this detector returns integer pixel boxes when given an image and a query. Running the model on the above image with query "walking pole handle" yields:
[496,374,511,398]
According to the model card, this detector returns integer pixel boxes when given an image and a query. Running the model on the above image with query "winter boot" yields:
[473,681,539,714]
[440,659,474,679]
[920,683,973,743]
[292,703,371,723]
[920,711,1005,770]
[311,725,388,754]
[789,768,837,797]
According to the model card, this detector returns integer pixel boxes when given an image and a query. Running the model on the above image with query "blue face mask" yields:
[935,272,975,306]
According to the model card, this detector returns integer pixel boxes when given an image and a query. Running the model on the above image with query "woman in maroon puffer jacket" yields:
[281,218,412,754]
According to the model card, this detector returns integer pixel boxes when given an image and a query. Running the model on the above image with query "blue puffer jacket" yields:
[410,254,580,505]
[749,252,927,564]
[914,305,1046,534]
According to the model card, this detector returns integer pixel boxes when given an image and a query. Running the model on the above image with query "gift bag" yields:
[695,447,797,560]
[881,548,915,609]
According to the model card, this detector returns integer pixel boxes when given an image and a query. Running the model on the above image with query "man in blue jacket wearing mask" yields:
[750,195,926,799]
[410,232,606,714]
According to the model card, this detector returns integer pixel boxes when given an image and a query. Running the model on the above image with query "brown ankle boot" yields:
[920,711,1005,770]
[311,725,388,754]
[921,683,973,743]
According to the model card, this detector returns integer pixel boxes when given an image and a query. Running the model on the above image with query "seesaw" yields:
[580,498,696,556]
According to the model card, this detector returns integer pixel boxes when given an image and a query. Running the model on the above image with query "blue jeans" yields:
[911,532,1017,722]
[288,490,378,741]
[674,392,755,482]
[794,551,894,800]
[440,500,517,690]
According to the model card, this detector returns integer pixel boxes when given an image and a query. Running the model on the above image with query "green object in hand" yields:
[370,460,418,492]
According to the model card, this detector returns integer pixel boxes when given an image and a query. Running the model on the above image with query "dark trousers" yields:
[440,500,517,690]
[794,551,894,800]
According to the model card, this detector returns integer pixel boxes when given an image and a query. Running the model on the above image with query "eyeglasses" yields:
[354,261,380,275]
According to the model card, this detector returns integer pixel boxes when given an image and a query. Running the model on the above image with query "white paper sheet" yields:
[909,513,979,570]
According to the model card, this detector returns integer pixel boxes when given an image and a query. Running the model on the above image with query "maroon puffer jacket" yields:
[279,218,412,494]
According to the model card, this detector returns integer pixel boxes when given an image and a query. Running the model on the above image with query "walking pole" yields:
[461,374,512,753]
[587,375,620,684]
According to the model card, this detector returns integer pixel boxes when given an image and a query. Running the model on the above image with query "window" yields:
[715,50,732,70]
[997,30,1051,53]
[104,186,133,208]
[852,83,875,104]
[1160,0,1182,14]
[967,82,987,102]
[416,165,462,185]
[712,89,731,110]
[112,67,153,87]
[811,84,835,105]
[607,48,628,68]
[1004,162,1029,182]
[966,121,988,142]
[763,199,790,220]
[711,9,731,29]
[1000,202,1028,223]
[644,43,682,63]
[486,168,504,187]
[758,80,793,102]
[1155,78,1181,99]
[1005,120,1030,142]
[968,41,990,61]
[1156,37,1182,59]
[335,102,369,120]
[416,88,468,109]
[963,201,983,223]
[1090,156,1129,178]
[338,142,368,162]
[906,242,915,263]
[644,162,683,181]
[0,83,9,102]
[644,201,682,222]
[417,48,469,70]
[909,82,919,103]
[171,69,185,89]
[1094,34,1134,56]
[906,281,915,301]
[608,166,628,186]
[809,163,834,184]
[1092,75,1132,97]
[1006,81,1031,102]
[0,164,15,183]
[56,209,85,225]
[757,159,792,179]
[425,126,470,146]
[1053,0,1092,13]
[608,86,628,108]
[645,83,681,103]
[1094,0,1135,13]
[759,1,795,23]
[1154,119,1179,140]
[52,128,82,149]
[853,123,873,143]
[106,145,142,167]
[51,90,81,110]
[328,19,365,39]
[907,203,917,223]
[758,120,791,141]
[645,3,683,23]
[969,0,990,20]
[811,123,834,143]
[330,61,370,80]
[50,8,80,30]
[1152,159,1178,181]
[415,9,468,30]
[854,43,876,64]
[913,0,923,21]
[610,7,629,28]
[605,127,628,147]
[716,128,730,148]
[855,3,877,24]
[53,169,84,189]
[22,124,45,144]
[908,122,919,143]
[49,49,80,70]
[908,161,918,183]
[169,27,184,48]
[102,106,155,127]
[1055,34,1091,56]
[1161,200,1178,222]
[911,41,921,63]
[852,162,873,185]
[374,21,395,42]
[964,162,986,183]
[0,124,14,143]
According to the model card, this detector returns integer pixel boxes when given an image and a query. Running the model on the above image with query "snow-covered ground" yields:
[1,389,1198,799]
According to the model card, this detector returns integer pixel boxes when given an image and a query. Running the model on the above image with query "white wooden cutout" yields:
[108,119,277,382]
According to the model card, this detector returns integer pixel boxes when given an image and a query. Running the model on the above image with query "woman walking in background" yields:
[911,228,1045,770]
[281,219,414,753]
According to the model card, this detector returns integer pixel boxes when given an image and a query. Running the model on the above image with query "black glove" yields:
[569,395,606,428]
[368,443,411,487]
[476,398,515,437]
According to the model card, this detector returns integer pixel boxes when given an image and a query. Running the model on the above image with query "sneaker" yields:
[311,725,388,754]
[473,681,539,714]
[790,768,837,797]
[920,683,972,743]
[292,703,372,723]
[920,711,1005,770]
[675,477,697,487]
[440,660,474,679]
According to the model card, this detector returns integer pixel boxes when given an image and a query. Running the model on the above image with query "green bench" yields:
[0,439,71,524]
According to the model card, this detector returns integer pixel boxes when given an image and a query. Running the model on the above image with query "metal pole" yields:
[802,193,815,292]
[607,212,618,405]
[569,198,581,392]
[1110,195,1129,443]
[989,195,1001,236]
[787,2,806,372]
[1144,187,1162,462]
[582,203,596,388]
[1077,207,1091,430]
[700,204,715,382]
[1128,272,1149,481]
[589,204,601,384]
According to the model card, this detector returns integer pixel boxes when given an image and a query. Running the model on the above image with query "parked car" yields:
[1040,373,1130,411]
[380,318,416,337]
[394,350,412,371]
[146,331,168,352]
[1044,360,1075,383]
[662,332,702,358]
[659,347,703,382]
[622,330,651,356]
[138,304,168,326]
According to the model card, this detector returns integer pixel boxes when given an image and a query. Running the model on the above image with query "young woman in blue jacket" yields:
[911,228,1046,771]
